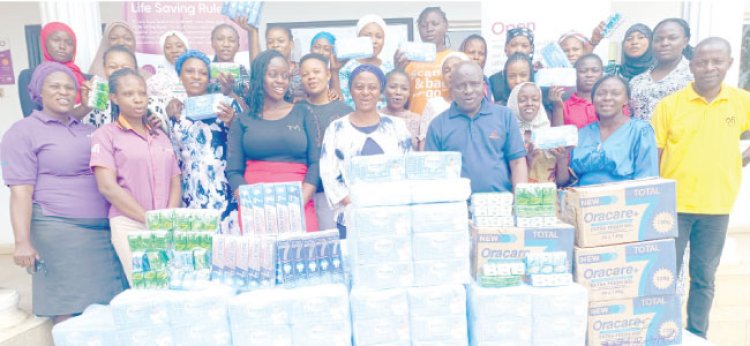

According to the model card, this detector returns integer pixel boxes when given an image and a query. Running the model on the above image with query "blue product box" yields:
[351,234,412,265]
[348,154,406,184]
[184,94,232,121]
[263,184,278,235]
[285,182,306,232]
[574,238,677,301]
[274,183,291,234]
[411,202,468,234]
[588,294,682,346]
[350,205,411,237]
[540,41,573,68]
[404,151,462,180]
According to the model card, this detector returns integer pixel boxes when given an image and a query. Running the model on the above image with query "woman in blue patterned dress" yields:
[164,50,241,234]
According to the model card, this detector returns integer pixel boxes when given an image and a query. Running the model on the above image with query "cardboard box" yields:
[470,225,575,280]
[587,295,682,346]
[560,178,677,247]
[574,238,676,301]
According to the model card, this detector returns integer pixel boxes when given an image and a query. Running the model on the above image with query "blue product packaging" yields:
[263,184,278,235]
[351,234,413,265]
[407,285,466,317]
[410,202,468,234]
[404,151,462,180]
[575,238,677,301]
[411,232,470,261]
[184,94,232,121]
[348,154,406,184]
[540,41,573,68]
[237,185,255,235]
[588,294,682,346]
[350,205,411,236]
[600,12,624,38]
[250,184,266,235]
[352,261,413,290]
[336,36,374,60]
[286,182,306,232]
[399,41,437,62]
[275,237,292,285]
[274,183,291,234]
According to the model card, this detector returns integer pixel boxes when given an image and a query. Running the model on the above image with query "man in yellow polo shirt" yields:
[652,37,750,338]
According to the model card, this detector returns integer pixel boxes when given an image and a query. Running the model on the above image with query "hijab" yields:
[158,31,190,69]
[40,22,85,103]
[88,22,135,78]
[356,14,387,34]
[620,24,654,80]
[507,82,549,133]
[28,61,79,110]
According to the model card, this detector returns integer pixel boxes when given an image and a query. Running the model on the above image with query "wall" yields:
[0,2,40,247]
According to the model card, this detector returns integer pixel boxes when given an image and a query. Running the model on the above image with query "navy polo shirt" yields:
[425,100,526,192]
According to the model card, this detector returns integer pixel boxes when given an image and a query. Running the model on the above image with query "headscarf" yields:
[159,31,190,68]
[175,50,211,76]
[506,27,535,58]
[40,22,85,103]
[620,24,654,80]
[440,52,470,66]
[28,61,79,110]
[558,31,592,49]
[356,14,387,34]
[507,82,549,133]
[310,31,336,48]
[349,63,386,91]
[88,22,135,78]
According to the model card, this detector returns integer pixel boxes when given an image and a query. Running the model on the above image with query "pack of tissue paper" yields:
[531,125,578,150]
[348,154,405,184]
[351,261,414,290]
[185,94,233,121]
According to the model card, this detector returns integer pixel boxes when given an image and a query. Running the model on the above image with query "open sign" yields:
[490,22,537,36]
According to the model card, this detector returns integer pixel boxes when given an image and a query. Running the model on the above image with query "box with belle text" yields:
[470,225,574,280]
[588,294,682,346]
[559,178,677,248]
[574,238,676,302]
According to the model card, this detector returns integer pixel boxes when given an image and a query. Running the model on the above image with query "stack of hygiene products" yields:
[228,284,351,346]
[52,285,235,346]
[346,152,471,345]
[129,208,219,289]
[561,178,683,346]
[237,181,307,235]
[467,283,588,346]
[514,183,558,227]
[470,191,515,228]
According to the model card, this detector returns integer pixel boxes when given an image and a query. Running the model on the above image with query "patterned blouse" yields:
[169,97,242,235]
[629,57,693,121]
[338,59,394,109]
[319,114,413,224]
[82,96,170,131]
[207,64,250,101]
[380,108,421,149]
[147,66,187,102]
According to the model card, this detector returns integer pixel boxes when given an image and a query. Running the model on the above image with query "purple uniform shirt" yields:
[89,119,180,219]
[1,110,109,219]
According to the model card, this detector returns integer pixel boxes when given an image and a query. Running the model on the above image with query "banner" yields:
[0,37,15,85]
[481,0,611,75]
[123,1,252,74]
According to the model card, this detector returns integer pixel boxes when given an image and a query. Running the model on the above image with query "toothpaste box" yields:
[250,184,266,235]
[587,294,682,346]
[404,151,462,180]
[275,236,293,285]
[559,178,677,248]
[470,225,575,280]
[274,184,291,234]
[210,62,241,80]
[336,36,374,60]
[234,237,250,287]
[238,185,255,235]
[351,261,414,290]
[531,125,578,150]
[349,154,406,184]
[223,236,237,285]
[211,235,226,281]
[399,41,437,62]
[411,202,468,234]
[285,182,306,232]
[263,184,278,235]
[534,67,577,87]
[407,285,466,317]
[411,232,470,261]
[350,205,411,237]
[350,234,412,265]
[574,238,676,301]
[413,258,470,286]
[478,261,525,288]
[185,94,233,121]
[258,237,276,287]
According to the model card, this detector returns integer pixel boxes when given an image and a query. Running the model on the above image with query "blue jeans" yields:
[675,213,730,338]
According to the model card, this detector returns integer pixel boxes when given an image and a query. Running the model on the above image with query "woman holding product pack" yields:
[488,27,535,104]
[395,6,455,114]
[147,31,189,100]
[339,14,394,109]
[226,49,320,232]
[163,50,240,234]
[553,75,658,187]
[507,82,557,183]
[208,23,250,111]
[2,62,127,323]
[320,64,413,237]
[90,68,181,286]
[298,52,354,230]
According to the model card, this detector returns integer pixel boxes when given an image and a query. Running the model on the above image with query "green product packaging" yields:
[132,272,145,288]
[173,209,193,231]
[210,62,241,80]
[194,249,209,270]
[145,209,174,230]
[514,183,557,205]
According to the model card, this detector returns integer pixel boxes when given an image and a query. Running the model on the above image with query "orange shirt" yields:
[405,49,455,115]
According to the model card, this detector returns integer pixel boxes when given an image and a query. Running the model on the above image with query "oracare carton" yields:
[587,294,682,346]
[471,225,574,279]
[574,238,676,302]
[559,178,677,248]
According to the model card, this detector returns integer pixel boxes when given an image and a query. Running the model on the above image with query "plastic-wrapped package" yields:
[52,305,118,346]
[336,37,375,60]
[399,41,437,62]
[411,232,470,261]
[110,289,176,328]
[410,315,468,343]
[413,259,470,287]
[351,261,414,289]
[352,315,412,346]
[410,202,468,234]
[231,326,293,346]
[167,286,234,327]
[409,179,471,205]
[407,285,466,317]
[116,325,174,346]
[184,94,234,121]
[350,234,412,265]
[210,62,241,80]
[350,287,411,346]
[172,322,232,346]
[349,180,412,207]
[404,151,461,180]
[292,320,352,346]
[348,154,405,184]
[350,206,411,237]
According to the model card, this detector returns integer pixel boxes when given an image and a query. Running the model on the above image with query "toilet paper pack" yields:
[172,322,232,346]
[470,225,575,280]
[110,289,175,328]
[407,285,466,317]
[116,325,174,346]
[471,192,514,207]
[349,180,412,207]
[413,258,470,286]
[574,238,676,301]
[231,326,292,346]
[559,178,677,247]
[292,320,352,346]
[530,125,578,150]
[412,232,470,261]
[404,151,462,180]
[411,202,468,234]
[228,290,290,328]
[587,294,682,346]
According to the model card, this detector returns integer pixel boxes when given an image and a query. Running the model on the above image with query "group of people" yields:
[2,6,749,341]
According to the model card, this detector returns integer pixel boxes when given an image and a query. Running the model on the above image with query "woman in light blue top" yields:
[553,75,658,186]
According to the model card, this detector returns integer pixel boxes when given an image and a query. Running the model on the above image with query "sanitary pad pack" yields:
[184,94,234,121]
[336,37,374,60]
[399,41,437,62]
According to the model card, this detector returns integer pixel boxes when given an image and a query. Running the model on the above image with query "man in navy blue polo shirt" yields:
[425,61,528,192]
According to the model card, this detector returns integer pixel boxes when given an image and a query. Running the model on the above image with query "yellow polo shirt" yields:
[652,83,750,214]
